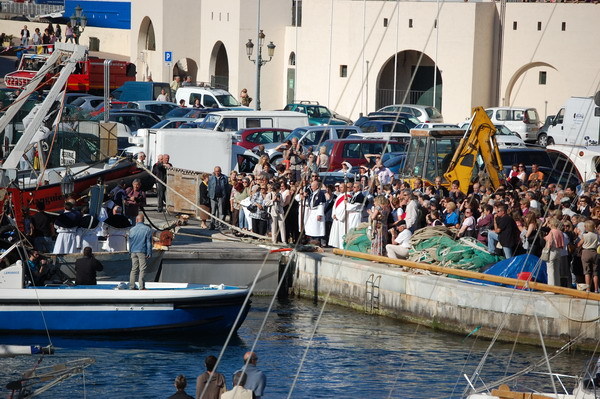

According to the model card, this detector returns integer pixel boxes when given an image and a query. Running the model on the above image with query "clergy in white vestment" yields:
[52,203,81,254]
[77,213,101,252]
[328,191,351,248]
[101,206,132,252]
[347,182,366,231]
[303,180,326,240]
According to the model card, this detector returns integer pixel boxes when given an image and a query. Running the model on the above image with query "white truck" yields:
[544,96,600,146]
[195,110,309,131]
[128,128,260,175]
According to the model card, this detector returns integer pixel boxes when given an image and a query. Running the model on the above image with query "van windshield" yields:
[198,114,220,129]
[216,94,241,107]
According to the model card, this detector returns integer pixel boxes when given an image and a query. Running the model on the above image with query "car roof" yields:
[128,100,176,105]
[325,138,397,144]
[177,86,230,95]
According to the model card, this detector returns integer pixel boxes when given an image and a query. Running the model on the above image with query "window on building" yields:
[292,0,302,27]
[144,19,156,51]
[513,21,517,30]
[562,22,566,31]
[340,65,348,78]
[289,52,296,66]
[383,18,388,27]
[537,21,542,31]
[539,71,547,85]
[409,19,413,28]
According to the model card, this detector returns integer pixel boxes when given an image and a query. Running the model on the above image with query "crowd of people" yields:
[166,351,266,399]
[198,145,600,293]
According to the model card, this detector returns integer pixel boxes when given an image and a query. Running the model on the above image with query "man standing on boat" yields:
[236,352,266,399]
[53,202,81,254]
[128,214,153,290]
[30,201,54,253]
[74,247,103,285]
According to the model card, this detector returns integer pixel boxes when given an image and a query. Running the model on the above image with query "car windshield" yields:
[150,119,172,129]
[495,125,517,136]
[425,107,443,119]
[197,114,220,129]
[317,106,332,118]
[216,94,240,107]
[286,128,309,141]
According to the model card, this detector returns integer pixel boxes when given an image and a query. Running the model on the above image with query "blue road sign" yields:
[164,51,172,62]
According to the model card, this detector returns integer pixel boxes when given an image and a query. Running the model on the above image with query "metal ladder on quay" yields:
[365,273,381,314]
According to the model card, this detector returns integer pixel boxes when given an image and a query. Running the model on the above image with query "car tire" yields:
[547,136,555,146]
[537,133,547,147]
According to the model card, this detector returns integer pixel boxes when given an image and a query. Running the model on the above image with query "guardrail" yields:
[1,2,63,17]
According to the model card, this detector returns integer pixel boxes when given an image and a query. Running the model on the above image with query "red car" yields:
[234,128,292,150]
[323,139,407,171]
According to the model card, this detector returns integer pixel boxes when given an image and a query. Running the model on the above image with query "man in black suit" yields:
[75,247,104,285]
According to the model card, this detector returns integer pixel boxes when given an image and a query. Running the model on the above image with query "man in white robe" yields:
[101,206,132,252]
[303,180,326,244]
[347,182,365,231]
[328,189,351,249]
[53,202,81,254]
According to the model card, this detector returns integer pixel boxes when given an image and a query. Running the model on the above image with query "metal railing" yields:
[375,88,426,109]
[210,75,229,90]
[1,2,63,17]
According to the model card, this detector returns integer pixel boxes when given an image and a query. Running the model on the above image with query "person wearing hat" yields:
[386,220,412,259]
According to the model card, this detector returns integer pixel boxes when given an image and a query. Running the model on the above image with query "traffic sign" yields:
[164,51,172,63]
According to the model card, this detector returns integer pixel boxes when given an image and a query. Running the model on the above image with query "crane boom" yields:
[443,106,504,193]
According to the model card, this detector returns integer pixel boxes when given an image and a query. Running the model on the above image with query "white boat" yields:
[0,263,250,334]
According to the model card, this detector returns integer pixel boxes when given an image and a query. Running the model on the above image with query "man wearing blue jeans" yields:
[486,204,519,258]
[128,214,153,290]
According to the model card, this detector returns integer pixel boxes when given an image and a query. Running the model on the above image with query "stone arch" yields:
[173,58,198,82]
[137,16,156,81]
[503,61,557,106]
[375,50,442,111]
[209,41,229,90]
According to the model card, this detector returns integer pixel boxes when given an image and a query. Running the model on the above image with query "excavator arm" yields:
[443,106,504,194]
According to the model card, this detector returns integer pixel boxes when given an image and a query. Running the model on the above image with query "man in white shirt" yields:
[222,371,253,399]
[403,191,419,232]
[386,220,412,259]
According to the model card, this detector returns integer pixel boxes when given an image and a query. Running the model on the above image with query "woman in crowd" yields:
[249,184,269,236]
[578,220,598,292]
[253,155,270,176]
[544,218,565,286]
[519,211,542,257]
[369,195,390,256]
[443,201,460,228]
[318,146,329,172]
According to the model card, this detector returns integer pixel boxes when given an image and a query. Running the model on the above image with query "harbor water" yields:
[0,296,593,398]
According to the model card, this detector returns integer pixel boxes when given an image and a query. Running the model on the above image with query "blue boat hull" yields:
[1,303,250,334]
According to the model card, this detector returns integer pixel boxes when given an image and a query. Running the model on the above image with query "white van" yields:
[543,97,600,147]
[195,110,309,131]
[175,86,251,110]
[485,107,540,143]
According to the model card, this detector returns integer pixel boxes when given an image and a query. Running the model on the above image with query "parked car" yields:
[126,101,179,119]
[164,107,227,120]
[322,138,406,171]
[537,115,555,146]
[262,125,362,163]
[149,117,196,130]
[357,120,410,133]
[457,120,526,148]
[376,104,444,123]
[347,132,411,145]
[90,100,130,116]
[485,107,540,143]
[70,95,104,111]
[63,92,91,105]
[283,102,349,126]
[498,147,581,188]
[414,123,458,129]
[175,86,250,109]
[112,81,173,102]
[234,128,292,149]
[354,112,419,130]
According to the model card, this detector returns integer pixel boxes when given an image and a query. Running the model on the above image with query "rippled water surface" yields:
[0,296,593,398]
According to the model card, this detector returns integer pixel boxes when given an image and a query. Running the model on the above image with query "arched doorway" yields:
[209,41,229,90]
[503,61,556,106]
[137,16,156,81]
[376,50,442,111]
[173,58,198,83]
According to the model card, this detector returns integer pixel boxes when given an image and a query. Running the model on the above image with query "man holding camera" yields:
[286,137,306,182]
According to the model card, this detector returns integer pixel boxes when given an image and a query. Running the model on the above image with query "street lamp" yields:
[245,29,276,111]
[60,168,75,197]
[70,5,87,45]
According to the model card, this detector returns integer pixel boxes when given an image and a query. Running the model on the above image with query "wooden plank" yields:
[332,248,600,301]
[165,169,201,216]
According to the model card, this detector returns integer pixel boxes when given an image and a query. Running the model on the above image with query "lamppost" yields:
[70,5,87,45]
[245,30,275,111]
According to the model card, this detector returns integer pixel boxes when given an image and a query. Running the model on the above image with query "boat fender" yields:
[209,284,226,290]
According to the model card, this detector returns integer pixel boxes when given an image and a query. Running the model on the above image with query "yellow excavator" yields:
[401,106,504,194]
